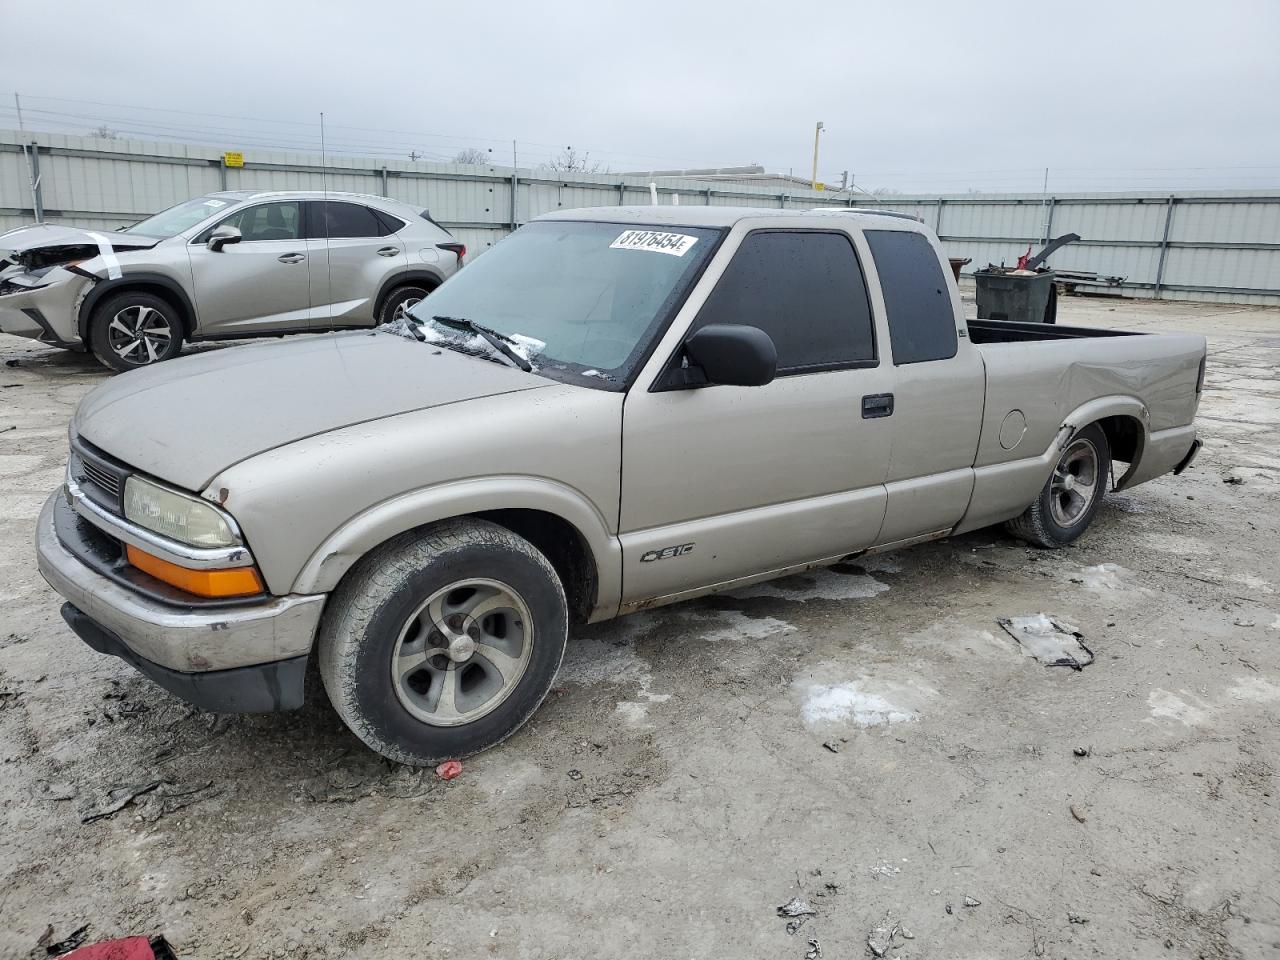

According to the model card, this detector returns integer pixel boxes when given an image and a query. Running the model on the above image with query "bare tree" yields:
[453,147,490,165]
[546,146,605,174]
[88,124,119,140]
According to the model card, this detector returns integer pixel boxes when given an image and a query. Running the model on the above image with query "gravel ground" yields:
[1,295,1278,960]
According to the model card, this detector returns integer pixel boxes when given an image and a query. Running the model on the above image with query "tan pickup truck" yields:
[36,206,1206,764]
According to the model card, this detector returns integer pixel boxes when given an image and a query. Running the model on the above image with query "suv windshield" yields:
[404,220,721,387]
[123,196,237,238]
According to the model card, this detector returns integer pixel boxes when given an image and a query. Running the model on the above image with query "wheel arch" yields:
[79,273,197,341]
[293,477,621,623]
[1060,396,1149,491]
[372,269,445,321]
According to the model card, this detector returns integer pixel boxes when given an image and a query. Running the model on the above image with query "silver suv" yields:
[0,191,464,371]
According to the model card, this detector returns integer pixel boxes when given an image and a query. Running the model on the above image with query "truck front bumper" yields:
[36,491,326,712]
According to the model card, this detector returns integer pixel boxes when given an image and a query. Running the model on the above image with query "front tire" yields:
[318,519,568,765]
[1006,422,1110,548]
[89,291,184,372]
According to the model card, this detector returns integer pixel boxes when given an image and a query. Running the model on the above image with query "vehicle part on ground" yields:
[318,519,567,766]
[89,291,184,372]
[1005,422,1111,548]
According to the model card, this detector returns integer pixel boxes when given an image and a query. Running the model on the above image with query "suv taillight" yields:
[437,242,466,265]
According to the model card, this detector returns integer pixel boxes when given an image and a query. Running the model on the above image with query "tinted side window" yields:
[865,230,957,364]
[307,201,385,239]
[693,230,875,373]
[231,202,301,242]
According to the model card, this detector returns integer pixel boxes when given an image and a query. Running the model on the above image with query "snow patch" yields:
[688,610,796,644]
[732,568,889,603]
[1074,563,1128,591]
[1227,676,1280,703]
[1148,689,1212,726]
[798,674,937,729]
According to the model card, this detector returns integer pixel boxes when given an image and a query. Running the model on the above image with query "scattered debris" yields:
[777,897,817,919]
[1233,618,1256,627]
[568,769,584,780]
[945,902,953,915]
[866,913,904,957]
[81,781,163,823]
[4,358,20,367]
[1,424,16,433]
[300,765,432,803]
[1070,805,1087,823]
[869,859,901,880]
[822,740,839,753]
[803,938,822,960]
[1067,912,1088,924]
[435,759,463,781]
[1072,746,1089,758]
[42,923,90,956]
[785,916,809,936]
[1223,476,1245,485]
[899,925,915,940]
[59,935,178,959]
[963,896,982,907]
[998,614,1094,670]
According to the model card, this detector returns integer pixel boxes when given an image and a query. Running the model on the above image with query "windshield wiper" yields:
[430,315,533,372]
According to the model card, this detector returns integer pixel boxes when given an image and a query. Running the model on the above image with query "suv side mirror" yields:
[683,324,777,387]
[207,225,242,252]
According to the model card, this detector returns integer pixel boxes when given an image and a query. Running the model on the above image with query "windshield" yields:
[123,196,237,238]
[404,220,722,386]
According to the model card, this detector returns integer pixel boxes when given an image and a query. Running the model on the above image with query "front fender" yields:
[291,475,622,619]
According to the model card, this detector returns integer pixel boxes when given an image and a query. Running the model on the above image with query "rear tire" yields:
[89,291,184,372]
[1006,422,1110,548]
[318,519,568,765]
[378,284,432,326]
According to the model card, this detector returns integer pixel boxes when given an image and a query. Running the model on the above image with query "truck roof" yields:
[534,205,923,229]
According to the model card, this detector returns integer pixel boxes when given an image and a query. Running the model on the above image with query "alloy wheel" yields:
[1050,438,1101,527]
[107,304,174,364]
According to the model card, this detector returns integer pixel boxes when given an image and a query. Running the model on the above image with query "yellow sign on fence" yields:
[223,151,244,168]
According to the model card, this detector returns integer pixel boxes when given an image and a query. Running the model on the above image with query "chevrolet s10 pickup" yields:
[36,206,1206,764]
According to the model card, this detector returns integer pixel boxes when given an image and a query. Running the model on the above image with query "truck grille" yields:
[69,434,131,513]
[80,458,121,497]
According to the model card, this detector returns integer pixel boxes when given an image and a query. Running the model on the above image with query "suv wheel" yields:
[1006,422,1110,548]
[89,291,184,372]
[378,284,432,325]
[318,519,568,765]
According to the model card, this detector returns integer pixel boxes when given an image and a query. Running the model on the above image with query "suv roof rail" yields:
[810,207,923,222]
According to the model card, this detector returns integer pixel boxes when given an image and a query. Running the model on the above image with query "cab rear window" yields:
[865,229,957,365]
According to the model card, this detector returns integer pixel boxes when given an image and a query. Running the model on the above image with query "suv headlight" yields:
[123,475,238,547]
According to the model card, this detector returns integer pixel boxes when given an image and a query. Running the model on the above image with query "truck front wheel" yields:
[1006,423,1110,548]
[318,519,568,765]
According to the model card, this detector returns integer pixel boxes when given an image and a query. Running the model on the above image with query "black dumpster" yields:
[974,268,1058,324]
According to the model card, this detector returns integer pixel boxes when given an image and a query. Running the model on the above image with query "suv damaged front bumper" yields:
[36,491,326,712]
[0,267,93,349]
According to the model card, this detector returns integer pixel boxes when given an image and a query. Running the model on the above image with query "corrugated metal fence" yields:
[3,129,1278,305]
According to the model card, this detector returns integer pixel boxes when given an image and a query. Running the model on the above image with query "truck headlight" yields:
[123,475,238,548]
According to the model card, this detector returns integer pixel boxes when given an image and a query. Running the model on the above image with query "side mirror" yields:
[207,225,242,252]
[682,324,777,387]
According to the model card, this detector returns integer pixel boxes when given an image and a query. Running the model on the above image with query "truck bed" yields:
[967,318,1142,344]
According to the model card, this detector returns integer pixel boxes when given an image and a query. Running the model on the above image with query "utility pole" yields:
[840,170,848,191]
[15,92,42,223]
[811,121,824,190]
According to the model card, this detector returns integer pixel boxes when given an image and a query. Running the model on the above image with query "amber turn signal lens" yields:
[126,545,264,599]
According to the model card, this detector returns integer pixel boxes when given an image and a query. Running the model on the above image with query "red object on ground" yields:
[1016,243,1033,270]
[435,759,463,780]
[63,937,155,960]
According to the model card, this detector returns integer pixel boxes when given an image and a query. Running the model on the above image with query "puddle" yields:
[997,614,1094,669]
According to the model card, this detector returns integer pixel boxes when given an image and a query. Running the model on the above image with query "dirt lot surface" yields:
[1,296,1278,960]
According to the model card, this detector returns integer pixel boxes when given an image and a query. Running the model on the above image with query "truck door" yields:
[863,228,985,545]
[619,227,896,609]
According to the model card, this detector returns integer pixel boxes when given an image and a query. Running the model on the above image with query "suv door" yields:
[619,228,897,609]
[304,201,408,328]
[187,201,311,334]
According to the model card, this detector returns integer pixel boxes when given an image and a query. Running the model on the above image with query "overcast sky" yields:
[2,0,1277,194]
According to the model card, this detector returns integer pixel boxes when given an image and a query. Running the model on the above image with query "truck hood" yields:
[0,224,158,271]
[74,332,552,491]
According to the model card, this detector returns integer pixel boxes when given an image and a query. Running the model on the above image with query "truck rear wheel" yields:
[317,519,568,765]
[1006,423,1110,548]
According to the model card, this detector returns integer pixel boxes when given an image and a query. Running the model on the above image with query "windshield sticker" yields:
[610,230,698,257]
[203,199,227,208]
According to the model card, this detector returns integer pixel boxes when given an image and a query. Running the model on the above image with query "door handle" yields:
[278,253,306,264]
[861,393,895,419]
[376,246,400,257]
